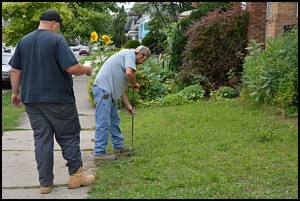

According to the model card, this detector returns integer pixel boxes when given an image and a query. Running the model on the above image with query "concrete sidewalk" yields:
[2,75,97,199]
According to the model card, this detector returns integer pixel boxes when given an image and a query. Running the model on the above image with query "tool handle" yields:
[131,88,135,150]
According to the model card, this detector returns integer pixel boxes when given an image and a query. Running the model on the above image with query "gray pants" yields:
[25,103,82,187]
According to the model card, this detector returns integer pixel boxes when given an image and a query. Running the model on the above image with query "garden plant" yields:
[2,2,298,199]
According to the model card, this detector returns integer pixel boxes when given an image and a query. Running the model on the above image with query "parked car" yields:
[2,52,13,84]
[70,46,75,52]
[79,46,90,55]
[4,46,15,54]
[2,43,6,52]
[73,45,82,51]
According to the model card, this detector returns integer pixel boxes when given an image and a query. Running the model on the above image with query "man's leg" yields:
[47,103,82,175]
[110,101,125,149]
[92,85,112,155]
[36,102,94,188]
[25,103,55,188]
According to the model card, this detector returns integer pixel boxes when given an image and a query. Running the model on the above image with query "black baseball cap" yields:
[40,9,63,26]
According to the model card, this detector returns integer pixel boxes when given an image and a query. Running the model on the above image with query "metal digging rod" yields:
[128,88,135,162]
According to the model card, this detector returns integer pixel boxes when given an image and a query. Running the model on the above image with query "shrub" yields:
[179,4,248,93]
[142,31,167,55]
[111,57,176,109]
[135,57,176,102]
[125,40,141,49]
[242,26,298,115]
[210,86,239,101]
[177,84,206,102]
[169,2,234,72]
[140,84,205,108]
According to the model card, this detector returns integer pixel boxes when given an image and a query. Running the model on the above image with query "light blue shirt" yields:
[93,49,136,100]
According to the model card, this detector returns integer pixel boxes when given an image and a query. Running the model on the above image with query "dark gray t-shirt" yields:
[93,49,136,100]
[9,29,78,103]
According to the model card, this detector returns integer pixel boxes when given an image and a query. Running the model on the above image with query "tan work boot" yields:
[40,186,52,194]
[68,167,95,189]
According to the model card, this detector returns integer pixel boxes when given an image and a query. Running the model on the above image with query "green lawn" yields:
[2,91,25,131]
[89,99,298,199]
[2,67,297,198]
[2,88,298,199]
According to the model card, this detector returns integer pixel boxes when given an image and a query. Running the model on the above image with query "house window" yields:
[266,2,272,20]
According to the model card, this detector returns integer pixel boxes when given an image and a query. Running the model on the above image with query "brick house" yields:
[246,2,298,49]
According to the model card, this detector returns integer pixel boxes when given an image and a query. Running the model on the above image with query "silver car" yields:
[2,52,13,84]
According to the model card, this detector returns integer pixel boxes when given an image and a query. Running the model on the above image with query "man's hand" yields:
[85,66,93,76]
[132,83,140,89]
[11,94,22,109]
[127,104,135,115]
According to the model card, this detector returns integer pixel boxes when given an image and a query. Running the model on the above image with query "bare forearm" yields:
[65,63,92,76]
[121,90,135,114]
[121,91,131,108]
[127,73,136,86]
[10,68,22,95]
[125,68,136,86]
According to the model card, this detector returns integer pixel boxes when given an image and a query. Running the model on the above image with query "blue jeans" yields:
[92,85,124,155]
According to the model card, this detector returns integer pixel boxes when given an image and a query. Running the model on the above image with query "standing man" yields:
[92,45,151,160]
[9,9,95,194]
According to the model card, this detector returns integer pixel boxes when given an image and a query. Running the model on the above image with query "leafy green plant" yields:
[257,123,275,143]
[140,84,205,108]
[180,4,248,92]
[125,40,141,49]
[242,26,298,116]
[135,57,176,102]
[177,84,205,101]
[243,67,281,102]
[169,2,234,72]
[210,86,239,101]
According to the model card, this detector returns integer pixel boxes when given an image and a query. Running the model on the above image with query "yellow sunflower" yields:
[90,31,98,42]
[102,34,112,45]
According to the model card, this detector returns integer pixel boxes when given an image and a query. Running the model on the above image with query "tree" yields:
[2,2,119,46]
[131,2,194,53]
[2,2,73,46]
[64,2,118,44]
[110,5,127,48]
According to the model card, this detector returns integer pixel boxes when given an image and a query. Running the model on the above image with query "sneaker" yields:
[94,153,117,161]
[40,185,53,194]
[113,146,133,156]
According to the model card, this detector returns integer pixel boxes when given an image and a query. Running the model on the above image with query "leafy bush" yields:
[125,40,141,49]
[135,57,176,103]
[142,31,167,55]
[140,84,205,108]
[110,57,177,109]
[177,84,206,101]
[169,2,234,72]
[178,4,248,93]
[210,86,239,101]
[242,26,298,115]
